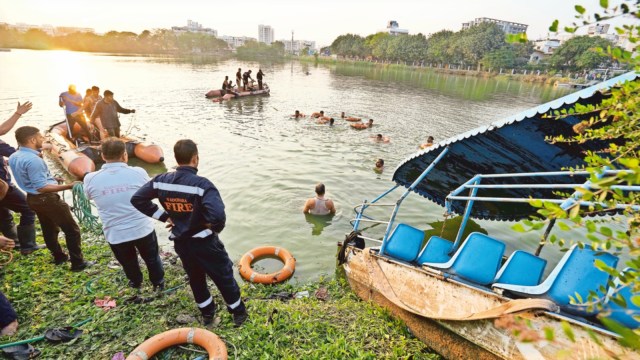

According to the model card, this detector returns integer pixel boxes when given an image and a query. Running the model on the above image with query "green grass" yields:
[0,230,439,359]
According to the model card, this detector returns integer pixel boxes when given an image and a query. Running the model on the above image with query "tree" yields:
[481,46,517,69]
[459,22,507,70]
[548,36,614,70]
[426,30,454,64]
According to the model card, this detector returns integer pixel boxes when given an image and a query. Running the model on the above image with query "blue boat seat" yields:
[422,232,506,286]
[493,250,547,286]
[380,223,425,262]
[493,244,619,316]
[416,236,454,264]
[603,268,639,329]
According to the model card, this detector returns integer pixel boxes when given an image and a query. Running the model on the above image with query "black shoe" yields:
[232,310,249,327]
[53,254,69,265]
[153,281,165,292]
[128,281,141,289]
[70,261,96,272]
[21,244,45,255]
[200,303,216,325]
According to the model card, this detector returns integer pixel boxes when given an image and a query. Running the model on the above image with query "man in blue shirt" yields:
[9,126,93,271]
[131,139,248,327]
[0,102,45,255]
[59,84,92,142]
[84,138,164,290]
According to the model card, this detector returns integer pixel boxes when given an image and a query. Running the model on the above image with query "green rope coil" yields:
[71,183,102,233]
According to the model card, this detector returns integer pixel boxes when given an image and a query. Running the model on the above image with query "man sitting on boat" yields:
[351,119,374,130]
[83,86,104,140]
[303,183,336,216]
[59,84,92,143]
[90,90,135,139]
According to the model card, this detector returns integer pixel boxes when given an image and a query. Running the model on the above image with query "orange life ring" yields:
[126,327,227,360]
[238,246,296,284]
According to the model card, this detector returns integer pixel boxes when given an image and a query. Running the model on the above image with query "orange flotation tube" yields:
[238,246,296,284]
[126,327,227,360]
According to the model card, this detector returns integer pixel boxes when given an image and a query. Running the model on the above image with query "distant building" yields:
[5,23,94,36]
[462,17,528,34]
[258,25,274,45]
[171,20,217,36]
[385,21,408,35]
[529,39,560,64]
[54,26,95,36]
[587,24,610,35]
[280,39,316,54]
[221,35,257,49]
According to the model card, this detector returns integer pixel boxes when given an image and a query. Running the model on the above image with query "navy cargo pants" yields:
[173,234,246,314]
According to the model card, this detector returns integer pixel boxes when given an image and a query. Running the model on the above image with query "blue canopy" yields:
[392,71,639,222]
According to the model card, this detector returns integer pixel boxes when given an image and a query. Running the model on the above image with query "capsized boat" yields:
[339,71,640,359]
[45,121,164,179]
[205,84,270,101]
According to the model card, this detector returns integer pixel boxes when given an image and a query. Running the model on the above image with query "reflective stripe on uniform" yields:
[152,208,165,220]
[228,298,242,309]
[153,182,205,195]
[197,296,213,308]
[193,229,213,238]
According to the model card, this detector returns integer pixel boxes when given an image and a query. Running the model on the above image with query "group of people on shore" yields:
[59,84,135,142]
[0,101,248,336]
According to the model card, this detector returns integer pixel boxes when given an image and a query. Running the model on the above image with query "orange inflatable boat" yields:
[45,121,164,179]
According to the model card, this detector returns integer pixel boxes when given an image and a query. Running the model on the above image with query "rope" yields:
[71,183,102,233]
[0,249,13,266]
[439,212,451,239]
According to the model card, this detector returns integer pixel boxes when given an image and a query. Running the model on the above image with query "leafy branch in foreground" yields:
[508,0,640,353]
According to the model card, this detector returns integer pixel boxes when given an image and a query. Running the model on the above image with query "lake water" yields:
[0,49,576,281]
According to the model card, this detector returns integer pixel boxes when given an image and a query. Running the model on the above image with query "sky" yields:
[0,0,627,47]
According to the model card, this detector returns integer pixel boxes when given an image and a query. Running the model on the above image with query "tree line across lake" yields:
[327,23,624,72]
[0,26,286,59]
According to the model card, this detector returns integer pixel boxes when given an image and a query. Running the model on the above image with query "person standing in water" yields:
[303,183,336,215]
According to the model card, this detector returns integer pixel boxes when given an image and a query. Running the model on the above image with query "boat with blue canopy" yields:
[338,71,640,359]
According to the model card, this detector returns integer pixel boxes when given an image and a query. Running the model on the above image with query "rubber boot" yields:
[200,302,217,326]
[17,224,44,255]
[0,222,19,250]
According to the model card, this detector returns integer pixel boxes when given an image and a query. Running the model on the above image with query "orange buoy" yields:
[238,246,296,284]
[126,327,227,360]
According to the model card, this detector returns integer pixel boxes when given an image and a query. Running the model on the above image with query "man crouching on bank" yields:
[131,139,248,327]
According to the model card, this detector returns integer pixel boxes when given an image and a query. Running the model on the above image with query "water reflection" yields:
[329,63,571,102]
[423,216,488,243]
[305,213,334,236]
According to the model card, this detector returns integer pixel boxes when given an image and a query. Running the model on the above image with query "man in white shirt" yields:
[83,138,164,290]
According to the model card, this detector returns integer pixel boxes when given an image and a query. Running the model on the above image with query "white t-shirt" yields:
[83,162,155,244]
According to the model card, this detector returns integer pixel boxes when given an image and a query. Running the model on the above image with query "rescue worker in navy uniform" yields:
[131,139,248,327]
